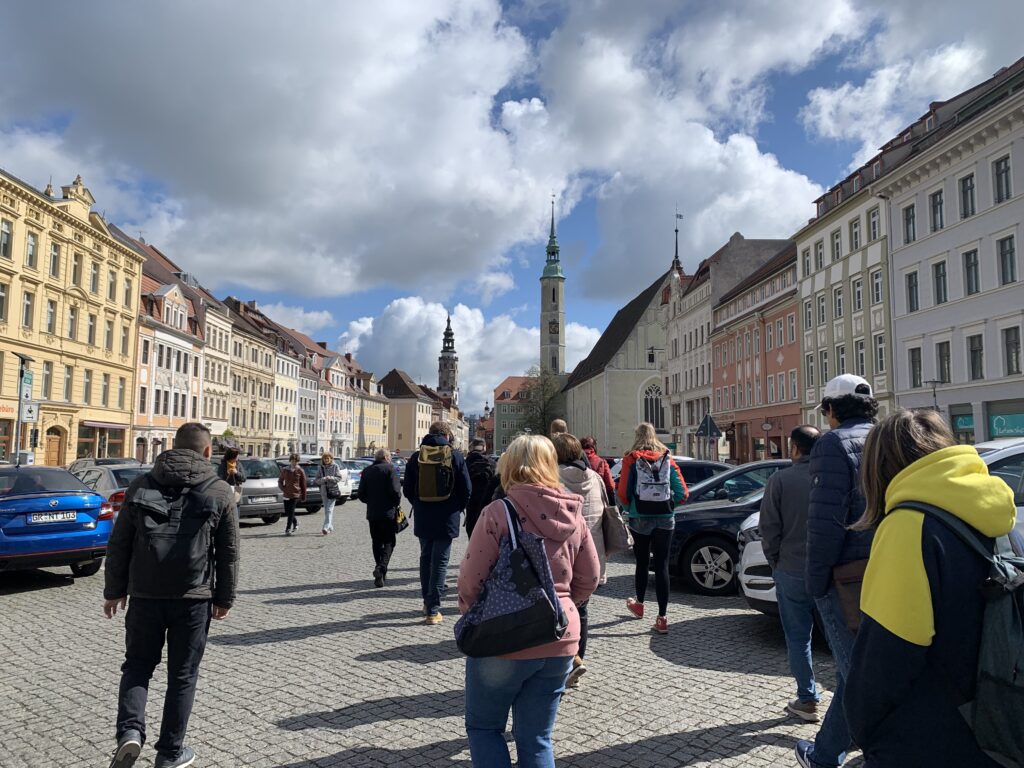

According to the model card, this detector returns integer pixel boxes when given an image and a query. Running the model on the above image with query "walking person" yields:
[549,419,568,437]
[580,436,615,505]
[314,452,343,535]
[278,453,307,535]
[216,447,246,504]
[759,425,822,722]
[845,410,1016,767]
[459,435,600,767]
[552,433,607,689]
[617,423,688,634]
[403,421,472,625]
[796,374,878,768]
[103,423,239,768]
[464,438,496,540]
[358,449,402,588]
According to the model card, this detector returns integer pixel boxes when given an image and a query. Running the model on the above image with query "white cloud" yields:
[338,297,600,412]
[472,271,516,305]
[259,303,336,336]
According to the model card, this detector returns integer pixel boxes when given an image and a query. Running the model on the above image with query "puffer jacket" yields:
[616,449,688,517]
[402,434,472,540]
[458,484,600,659]
[559,459,608,580]
[805,418,875,598]
[105,449,240,608]
[845,446,1015,767]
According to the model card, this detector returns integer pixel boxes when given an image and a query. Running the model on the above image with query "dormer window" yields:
[872,161,882,179]
[853,176,861,193]
[925,115,935,131]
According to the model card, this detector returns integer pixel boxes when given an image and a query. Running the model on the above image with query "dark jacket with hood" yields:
[845,446,1014,767]
[805,417,875,597]
[358,458,402,522]
[402,434,472,540]
[464,450,497,532]
[105,449,240,608]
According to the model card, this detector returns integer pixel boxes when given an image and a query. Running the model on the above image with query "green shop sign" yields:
[953,414,975,432]
[989,413,1024,438]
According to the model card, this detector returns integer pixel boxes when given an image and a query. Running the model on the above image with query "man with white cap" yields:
[796,374,878,768]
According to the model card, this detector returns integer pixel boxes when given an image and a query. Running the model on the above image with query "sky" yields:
[1,0,1021,413]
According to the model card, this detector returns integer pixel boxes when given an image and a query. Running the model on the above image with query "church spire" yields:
[438,313,458,404]
[672,210,684,273]
[543,196,564,278]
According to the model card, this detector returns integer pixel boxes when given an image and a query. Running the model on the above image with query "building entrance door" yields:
[45,427,66,466]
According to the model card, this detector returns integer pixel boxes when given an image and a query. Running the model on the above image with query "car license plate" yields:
[249,496,275,504]
[28,511,78,524]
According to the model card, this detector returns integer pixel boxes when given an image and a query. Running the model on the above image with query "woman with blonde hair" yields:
[616,422,687,634]
[314,452,343,535]
[459,434,599,768]
[844,409,1015,767]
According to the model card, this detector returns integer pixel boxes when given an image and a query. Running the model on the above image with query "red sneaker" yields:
[626,597,644,619]
[653,616,668,634]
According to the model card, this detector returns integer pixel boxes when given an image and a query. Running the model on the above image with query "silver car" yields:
[72,463,152,518]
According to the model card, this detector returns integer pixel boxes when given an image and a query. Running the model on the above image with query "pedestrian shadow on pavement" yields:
[240,577,416,596]
[0,569,75,595]
[210,611,411,647]
[263,582,422,606]
[354,638,460,665]
[276,689,464,732]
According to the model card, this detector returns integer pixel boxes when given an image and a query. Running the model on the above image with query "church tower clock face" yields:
[548,320,559,335]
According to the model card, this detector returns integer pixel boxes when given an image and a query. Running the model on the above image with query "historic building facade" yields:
[224,299,276,457]
[380,368,435,453]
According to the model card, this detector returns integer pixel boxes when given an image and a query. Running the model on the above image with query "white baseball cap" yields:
[822,373,872,400]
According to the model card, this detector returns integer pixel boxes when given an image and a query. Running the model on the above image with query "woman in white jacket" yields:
[552,433,608,689]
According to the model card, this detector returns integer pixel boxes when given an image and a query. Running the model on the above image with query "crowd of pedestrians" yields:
[100,372,1023,767]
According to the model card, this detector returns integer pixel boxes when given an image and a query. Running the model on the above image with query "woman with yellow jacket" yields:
[844,409,1016,767]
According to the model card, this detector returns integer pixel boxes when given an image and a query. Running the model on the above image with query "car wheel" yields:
[261,515,281,525]
[304,505,321,515]
[336,496,348,506]
[681,538,739,595]
[70,559,103,578]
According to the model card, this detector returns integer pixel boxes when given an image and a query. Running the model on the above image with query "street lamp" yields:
[923,379,941,411]
[13,353,35,467]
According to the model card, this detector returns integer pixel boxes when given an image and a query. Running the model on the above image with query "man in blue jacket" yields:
[403,421,472,625]
[796,374,877,768]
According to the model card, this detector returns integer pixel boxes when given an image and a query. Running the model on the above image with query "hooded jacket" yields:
[616,449,688,517]
[105,449,240,608]
[560,459,608,580]
[458,483,600,659]
[402,434,472,540]
[845,446,1015,768]
[464,450,497,533]
[358,459,402,522]
[583,447,616,502]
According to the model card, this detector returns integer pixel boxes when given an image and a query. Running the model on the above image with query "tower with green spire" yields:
[540,198,566,374]
[438,314,459,406]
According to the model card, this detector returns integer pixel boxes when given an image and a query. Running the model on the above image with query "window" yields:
[833,286,844,318]
[836,344,847,375]
[871,270,883,304]
[142,339,150,364]
[83,370,92,404]
[101,373,110,407]
[67,306,78,340]
[903,204,916,244]
[906,271,919,312]
[802,248,811,276]
[87,314,96,346]
[25,232,38,268]
[117,377,125,410]
[960,174,976,218]
[89,262,99,293]
[45,299,57,334]
[873,160,882,179]
[0,220,10,259]
[0,282,6,321]
[104,319,114,351]
[849,218,861,251]
[936,341,951,383]
[766,322,773,350]
[968,334,984,380]
[819,350,829,382]
[964,249,980,295]
[929,190,944,231]
[831,229,842,261]
[805,353,815,387]
[643,384,664,429]
[776,319,783,347]
[64,366,73,402]
[22,290,34,328]
[120,326,130,356]
[107,270,117,301]
[72,253,82,285]
[933,261,948,304]
[1003,327,1021,376]
[139,386,147,413]
[855,339,866,376]
[790,370,798,400]
[49,243,60,277]
[814,240,824,270]
[868,207,880,241]
[874,334,886,373]
[123,279,132,307]
[993,155,1011,204]
[909,347,922,388]
[803,299,812,330]
[42,361,52,400]
[817,294,826,325]
[998,236,1016,285]
[767,375,775,403]
[853,278,863,311]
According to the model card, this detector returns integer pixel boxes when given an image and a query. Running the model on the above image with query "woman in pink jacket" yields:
[458,435,600,768]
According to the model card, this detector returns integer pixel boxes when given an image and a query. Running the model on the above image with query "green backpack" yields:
[901,501,1024,768]
[417,444,454,502]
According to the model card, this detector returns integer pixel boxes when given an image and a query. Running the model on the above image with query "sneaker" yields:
[626,597,645,619]
[652,616,668,634]
[565,655,587,688]
[108,730,142,768]
[155,746,196,768]
[786,698,821,723]
[794,740,815,768]
[321,529,328,536]
[424,612,443,625]
[285,528,293,536]
[373,566,384,588]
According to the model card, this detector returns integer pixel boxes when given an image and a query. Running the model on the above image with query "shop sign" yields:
[953,414,975,432]
[989,414,1024,438]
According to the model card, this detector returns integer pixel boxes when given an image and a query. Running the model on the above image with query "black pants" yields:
[284,498,299,530]
[368,519,396,574]
[117,598,211,758]
[577,599,590,659]
[633,528,673,616]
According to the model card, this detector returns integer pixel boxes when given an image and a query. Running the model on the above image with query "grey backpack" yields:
[901,501,1024,768]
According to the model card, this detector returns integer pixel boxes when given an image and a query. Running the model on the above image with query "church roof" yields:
[564,269,671,391]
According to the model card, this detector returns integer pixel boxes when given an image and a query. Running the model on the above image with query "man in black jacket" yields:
[358,449,402,587]
[103,422,239,768]
[463,439,496,539]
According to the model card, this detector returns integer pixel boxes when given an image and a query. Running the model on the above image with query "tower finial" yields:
[550,194,556,239]
[673,209,684,271]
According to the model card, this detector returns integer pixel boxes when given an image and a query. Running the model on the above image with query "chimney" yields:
[246,300,258,310]
[345,353,352,362]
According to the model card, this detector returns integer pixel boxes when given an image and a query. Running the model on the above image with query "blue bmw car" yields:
[0,466,112,577]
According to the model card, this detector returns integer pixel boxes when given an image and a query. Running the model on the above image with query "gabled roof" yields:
[716,241,797,306]
[564,269,671,390]
[380,369,433,402]
[493,376,531,402]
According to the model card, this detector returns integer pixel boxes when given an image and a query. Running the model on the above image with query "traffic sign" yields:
[21,371,33,400]
[695,414,722,439]
[20,401,39,423]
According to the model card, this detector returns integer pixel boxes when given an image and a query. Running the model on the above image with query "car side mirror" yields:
[715,488,729,500]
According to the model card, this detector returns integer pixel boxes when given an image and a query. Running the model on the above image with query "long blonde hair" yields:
[629,422,668,454]
[853,409,955,530]
[499,435,561,491]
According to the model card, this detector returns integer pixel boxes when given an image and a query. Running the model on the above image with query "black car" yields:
[680,459,791,505]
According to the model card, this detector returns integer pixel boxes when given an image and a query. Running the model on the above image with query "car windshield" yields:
[240,459,281,479]
[0,468,91,496]
[111,467,149,487]
[300,464,320,481]
[734,489,765,505]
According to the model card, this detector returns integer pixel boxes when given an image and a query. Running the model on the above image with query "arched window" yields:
[644,384,664,430]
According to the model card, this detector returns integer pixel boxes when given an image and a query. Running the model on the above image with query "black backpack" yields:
[129,476,220,595]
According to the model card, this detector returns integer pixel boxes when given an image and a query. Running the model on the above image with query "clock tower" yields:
[540,199,566,375]
[438,314,459,406]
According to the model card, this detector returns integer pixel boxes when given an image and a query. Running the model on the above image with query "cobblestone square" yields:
[1,502,861,767]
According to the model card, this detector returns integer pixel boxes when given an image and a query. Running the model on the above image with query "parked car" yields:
[669,488,767,595]
[610,457,730,488]
[0,466,111,576]
[71,463,152,518]
[275,459,353,514]
[67,457,142,474]
[976,438,1024,538]
[340,460,371,493]
[679,459,791,505]
[215,457,285,525]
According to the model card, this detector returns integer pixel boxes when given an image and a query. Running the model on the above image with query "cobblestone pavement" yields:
[1,501,863,767]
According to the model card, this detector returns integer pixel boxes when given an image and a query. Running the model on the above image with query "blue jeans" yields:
[465,655,573,768]
[418,537,452,615]
[809,586,856,767]
[774,569,819,703]
[321,497,336,532]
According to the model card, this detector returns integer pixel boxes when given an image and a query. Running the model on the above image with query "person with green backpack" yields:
[844,409,1023,768]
